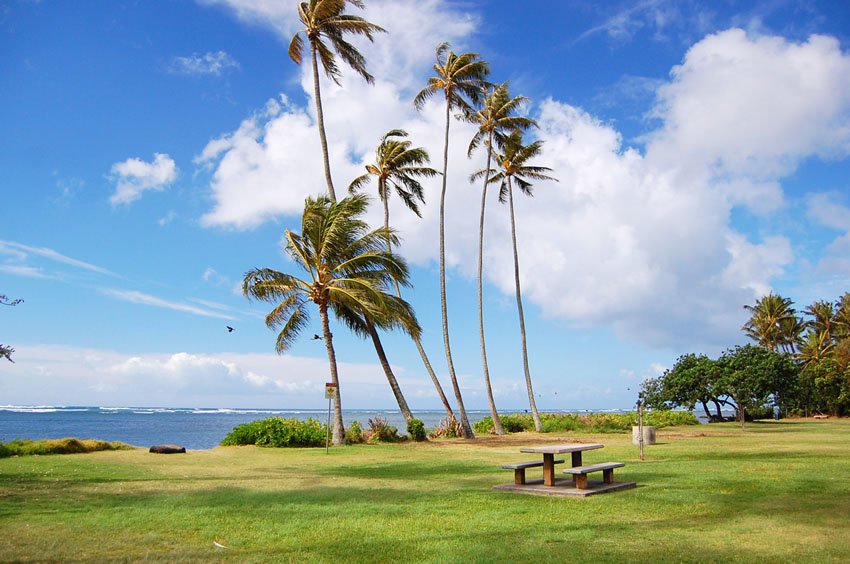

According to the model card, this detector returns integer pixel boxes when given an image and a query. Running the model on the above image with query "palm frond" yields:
[288,33,305,65]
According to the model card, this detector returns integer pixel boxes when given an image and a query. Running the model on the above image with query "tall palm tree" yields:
[242,195,417,444]
[835,293,850,340]
[806,300,835,338]
[413,42,489,439]
[778,315,807,354]
[742,293,796,352]
[467,83,536,435]
[480,130,556,432]
[349,130,458,418]
[289,0,385,200]
[797,328,835,367]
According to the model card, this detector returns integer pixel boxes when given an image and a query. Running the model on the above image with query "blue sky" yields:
[2,0,850,411]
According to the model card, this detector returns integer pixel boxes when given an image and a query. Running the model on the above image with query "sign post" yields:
[324,383,337,453]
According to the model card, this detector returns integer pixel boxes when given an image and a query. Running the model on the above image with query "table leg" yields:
[543,453,555,486]
[570,452,583,484]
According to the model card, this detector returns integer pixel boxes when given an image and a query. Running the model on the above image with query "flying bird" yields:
[226,326,234,333]
[312,334,323,340]
[213,540,229,550]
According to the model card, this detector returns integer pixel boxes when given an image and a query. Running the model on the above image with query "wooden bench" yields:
[563,462,624,489]
[502,459,564,485]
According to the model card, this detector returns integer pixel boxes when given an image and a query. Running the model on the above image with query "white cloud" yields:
[158,210,176,226]
[194,5,850,349]
[806,192,850,279]
[0,344,447,409]
[0,240,116,277]
[109,153,178,206]
[169,51,239,76]
[101,288,237,320]
[0,264,49,278]
[647,29,850,180]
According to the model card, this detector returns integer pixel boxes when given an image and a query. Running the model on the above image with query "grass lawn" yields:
[1,419,849,562]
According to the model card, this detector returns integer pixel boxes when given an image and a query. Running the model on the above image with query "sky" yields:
[2,0,850,412]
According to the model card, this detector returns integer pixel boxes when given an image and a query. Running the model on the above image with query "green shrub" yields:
[221,417,326,448]
[643,410,700,427]
[365,416,401,443]
[472,411,699,435]
[346,420,364,444]
[406,418,427,441]
[0,438,132,458]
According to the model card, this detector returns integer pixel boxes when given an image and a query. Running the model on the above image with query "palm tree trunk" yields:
[507,179,543,432]
[477,141,504,435]
[310,41,336,201]
[320,303,345,445]
[364,315,413,422]
[439,98,474,438]
[382,186,456,419]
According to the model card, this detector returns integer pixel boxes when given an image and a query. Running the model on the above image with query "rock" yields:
[149,444,186,454]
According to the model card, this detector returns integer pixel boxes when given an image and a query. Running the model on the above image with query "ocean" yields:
[0,405,504,450]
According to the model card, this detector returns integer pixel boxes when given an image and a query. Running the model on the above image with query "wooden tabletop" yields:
[520,443,604,454]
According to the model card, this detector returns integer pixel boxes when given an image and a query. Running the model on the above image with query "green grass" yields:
[1,420,849,562]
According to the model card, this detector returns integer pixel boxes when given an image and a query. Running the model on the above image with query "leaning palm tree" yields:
[477,130,556,432]
[467,83,536,435]
[243,194,417,445]
[742,293,796,352]
[413,42,489,439]
[349,130,458,418]
[289,0,385,200]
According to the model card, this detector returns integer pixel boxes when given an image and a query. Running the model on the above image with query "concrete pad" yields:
[493,477,636,497]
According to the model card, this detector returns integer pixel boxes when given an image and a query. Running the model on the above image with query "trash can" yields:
[632,426,656,446]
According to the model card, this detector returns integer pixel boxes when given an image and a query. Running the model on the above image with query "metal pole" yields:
[638,400,645,461]
[326,394,331,454]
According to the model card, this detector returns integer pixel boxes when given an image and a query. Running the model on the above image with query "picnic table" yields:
[519,443,604,486]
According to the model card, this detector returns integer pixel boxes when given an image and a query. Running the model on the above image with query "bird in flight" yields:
[226,326,234,333]
[312,334,322,340]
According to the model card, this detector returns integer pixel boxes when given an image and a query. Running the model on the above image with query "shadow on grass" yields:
[315,459,494,481]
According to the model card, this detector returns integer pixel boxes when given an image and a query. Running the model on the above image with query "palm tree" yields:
[797,328,835,367]
[289,0,385,200]
[242,195,417,444]
[349,130,458,418]
[479,130,556,432]
[835,293,850,340]
[778,315,807,354]
[466,84,536,435]
[413,42,489,439]
[742,293,796,352]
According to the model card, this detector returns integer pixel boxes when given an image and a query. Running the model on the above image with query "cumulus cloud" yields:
[193,2,850,349]
[168,50,239,76]
[109,153,178,206]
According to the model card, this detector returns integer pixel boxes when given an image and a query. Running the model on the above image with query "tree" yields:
[718,344,798,430]
[242,195,417,444]
[742,293,796,352]
[482,130,556,432]
[645,354,729,421]
[1,294,22,363]
[413,42,489,438]
[289,0,385,200]
[348,129,456,418]
[466,83,535,435]
[835,293,850,340]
